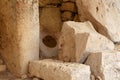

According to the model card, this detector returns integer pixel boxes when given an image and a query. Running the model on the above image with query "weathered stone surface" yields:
[39,31,59,58]
[90,75,95,80]
[0,0,39,76]
[29,59,91,80]
[21,74,28,79]
[76,0,120,42]
[39,7,62,35]
[58,21,114,62]
[61,2,76,12]
[115,44,120,51]
[0,59,3,65]
[33,78,40,80]
[61,11,73,21]
[39,0,61,7]
[0,65,6,72]
[62,0,75,2]
[85,51,120,80]
[73,14,80,22]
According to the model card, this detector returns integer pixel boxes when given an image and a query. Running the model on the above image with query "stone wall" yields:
[0,0,120,79]
[39,0,79,22]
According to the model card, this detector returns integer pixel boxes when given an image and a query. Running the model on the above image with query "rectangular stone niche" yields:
[0,0,39,76]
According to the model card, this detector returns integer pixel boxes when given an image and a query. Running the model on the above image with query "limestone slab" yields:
[85,51,120,80]
[58,21,114,63]
[29,59,91,80]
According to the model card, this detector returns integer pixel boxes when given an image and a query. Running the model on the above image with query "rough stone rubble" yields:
[0,0,120,80]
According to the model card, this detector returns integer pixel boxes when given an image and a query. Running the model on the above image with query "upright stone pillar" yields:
[0,0,39,76]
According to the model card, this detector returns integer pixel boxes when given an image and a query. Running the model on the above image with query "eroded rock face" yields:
[0,0,39,76]
[76,0,120,43]
[58,21,114,63]
[85,51,120,80]
[29,59,91,80]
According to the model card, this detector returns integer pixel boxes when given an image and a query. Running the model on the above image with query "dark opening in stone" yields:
[42,35,57,48]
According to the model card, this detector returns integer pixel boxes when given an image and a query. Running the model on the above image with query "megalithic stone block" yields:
[76,0,120,43]
[58,21,114,63]
[29,59,91,80]
[85,51,120,80]
[0,0,39,76]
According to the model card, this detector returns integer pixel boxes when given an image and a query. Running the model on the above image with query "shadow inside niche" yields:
[42,35,57,48]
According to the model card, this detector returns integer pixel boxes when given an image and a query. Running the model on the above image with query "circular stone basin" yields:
[42,35,57,48]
